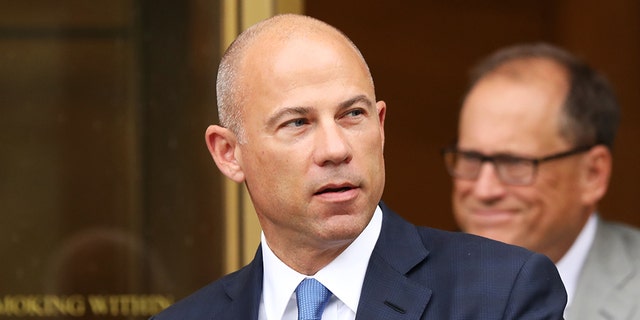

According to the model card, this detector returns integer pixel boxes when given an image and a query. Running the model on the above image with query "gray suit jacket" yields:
[568,219,640,320]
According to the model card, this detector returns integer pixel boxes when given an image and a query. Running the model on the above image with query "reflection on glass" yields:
[1,1,223,318]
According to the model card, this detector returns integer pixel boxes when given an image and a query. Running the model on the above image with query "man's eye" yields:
[346,109,364,117]
[285,118,307,127]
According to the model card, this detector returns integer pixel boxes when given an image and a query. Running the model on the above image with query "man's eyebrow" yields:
[265,95,373,128]
[459,148,536,159]
[340,94,374,109]
[266,106,311,128]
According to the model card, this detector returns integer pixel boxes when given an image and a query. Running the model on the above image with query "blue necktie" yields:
[296,278,332,320]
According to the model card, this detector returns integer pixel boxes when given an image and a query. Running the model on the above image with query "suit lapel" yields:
[355,203,432,319]
[356,253,432,319]
[221,205,434,320]
[589,222,636,319]
[570,221,637,319]
[220,247,264,320]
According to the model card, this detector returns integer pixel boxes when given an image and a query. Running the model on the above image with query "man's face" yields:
[452,61,590,261]
[235,33,386,251]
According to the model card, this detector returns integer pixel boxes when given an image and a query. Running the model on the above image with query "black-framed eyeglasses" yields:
[442,145,595,186]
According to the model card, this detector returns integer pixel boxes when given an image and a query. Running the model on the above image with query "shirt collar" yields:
[261,205,383,319]
[556,213,598,308]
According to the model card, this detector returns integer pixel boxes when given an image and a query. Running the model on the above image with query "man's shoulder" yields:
[150,266,254,320]
[379,202,539,263]
[150,277,228,320]
[397,224,566,318]
[414,224,535,258]
[406,224,562,284]
[596,219,640,260]
[600,219,640,237]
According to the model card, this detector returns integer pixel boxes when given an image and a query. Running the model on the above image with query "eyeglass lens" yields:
[445,151,536,185]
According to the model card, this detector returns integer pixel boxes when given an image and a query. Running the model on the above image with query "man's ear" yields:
[376,100,387,147]
[580,145,612,205]
[205,125,245,183]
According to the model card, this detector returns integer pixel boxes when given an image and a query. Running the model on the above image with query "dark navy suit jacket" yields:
[151,202,567,319]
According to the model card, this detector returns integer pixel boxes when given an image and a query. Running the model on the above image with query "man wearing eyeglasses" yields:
[444,43,640,320]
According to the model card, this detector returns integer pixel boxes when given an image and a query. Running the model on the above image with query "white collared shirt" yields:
[258,206,383,320]
[556,213,598,313]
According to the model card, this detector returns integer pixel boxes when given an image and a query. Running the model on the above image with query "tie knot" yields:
[296,278,332,320]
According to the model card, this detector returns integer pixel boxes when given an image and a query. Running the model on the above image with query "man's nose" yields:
[314,122,351,166]
[472,162,507,199]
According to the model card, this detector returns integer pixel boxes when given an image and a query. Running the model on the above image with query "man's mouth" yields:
[314,185,355,195]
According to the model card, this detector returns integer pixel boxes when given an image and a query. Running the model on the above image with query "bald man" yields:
[151,15,566,320]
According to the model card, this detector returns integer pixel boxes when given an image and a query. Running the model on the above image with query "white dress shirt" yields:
[258,206,383,320]
[556,213,598,314]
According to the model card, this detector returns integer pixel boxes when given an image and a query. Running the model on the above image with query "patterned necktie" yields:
[296,278,332,320]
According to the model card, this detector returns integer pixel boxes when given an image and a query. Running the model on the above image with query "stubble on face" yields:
[232,17,385,274]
